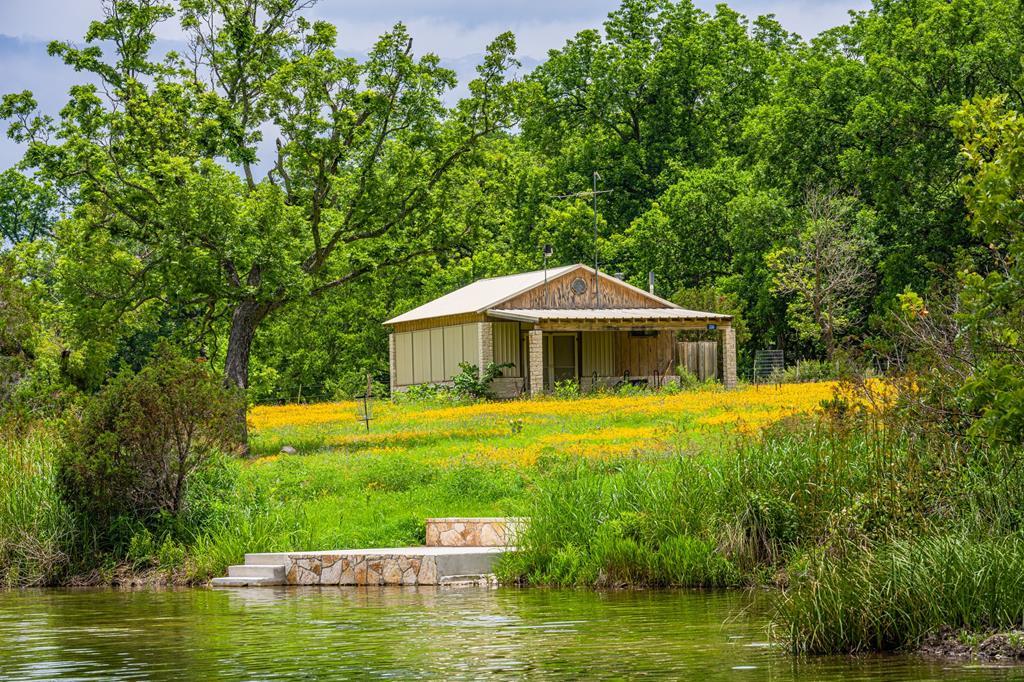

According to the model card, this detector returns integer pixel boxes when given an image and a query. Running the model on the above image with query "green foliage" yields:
[451,361,512,400]
[951,97,1024,446]
[552,379,581,400]
[392,382,460,405]
[0,169,58,246]
[1,0,520,433]
[765,190,877,358]
[58,345,241,546]
[500,411,1024,593]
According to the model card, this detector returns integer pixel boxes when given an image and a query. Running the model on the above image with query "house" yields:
[384,264,737,398]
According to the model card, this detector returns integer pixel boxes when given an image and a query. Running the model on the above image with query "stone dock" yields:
[211,517,520,588]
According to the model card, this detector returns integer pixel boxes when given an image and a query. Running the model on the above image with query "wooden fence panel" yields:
[678,341,718,381]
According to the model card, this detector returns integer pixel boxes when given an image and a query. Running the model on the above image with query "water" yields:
[0,587,1022,680]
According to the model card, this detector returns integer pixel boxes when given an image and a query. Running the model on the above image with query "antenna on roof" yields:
[542,243,553,307]
[551,171,613,308]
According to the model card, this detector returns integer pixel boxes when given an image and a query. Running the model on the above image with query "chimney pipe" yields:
[648,271,655,294]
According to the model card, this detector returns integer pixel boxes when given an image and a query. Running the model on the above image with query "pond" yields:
[0,587,1021,680]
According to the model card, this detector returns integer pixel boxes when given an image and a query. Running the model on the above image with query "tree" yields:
[0,254,37,404]
[2,0,518,448]
[766,189,876,359]
[522,0,792,255]
[951,96,1024,445]
[0,169,59,248]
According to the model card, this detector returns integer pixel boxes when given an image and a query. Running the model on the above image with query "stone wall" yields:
[287,554,437,586]
[425,518,522,547]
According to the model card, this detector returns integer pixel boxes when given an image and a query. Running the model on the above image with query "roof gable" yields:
[385,264,685,325]
[384,264,578,325]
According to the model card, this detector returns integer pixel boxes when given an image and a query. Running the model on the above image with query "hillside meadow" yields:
[2,382,834,587]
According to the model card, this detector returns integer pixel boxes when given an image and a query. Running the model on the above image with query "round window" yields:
[570,277,588,295]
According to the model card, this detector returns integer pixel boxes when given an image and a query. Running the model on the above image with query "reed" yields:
[777,532,1024,654]
[0,427,75,586]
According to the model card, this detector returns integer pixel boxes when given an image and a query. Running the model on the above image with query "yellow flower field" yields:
[249,382,840,465]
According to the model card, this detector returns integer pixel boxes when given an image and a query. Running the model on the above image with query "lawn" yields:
[181,382,838,579]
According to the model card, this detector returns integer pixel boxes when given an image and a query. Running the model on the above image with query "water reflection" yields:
[0,587,1022,680]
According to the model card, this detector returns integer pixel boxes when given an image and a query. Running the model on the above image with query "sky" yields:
[0,0,870,169]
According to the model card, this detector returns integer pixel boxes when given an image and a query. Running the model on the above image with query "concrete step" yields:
[211,575,284,587]
[242,546,507,586]
[227,564,286,580]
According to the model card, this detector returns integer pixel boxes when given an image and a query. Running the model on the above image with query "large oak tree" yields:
[2,0,517,446]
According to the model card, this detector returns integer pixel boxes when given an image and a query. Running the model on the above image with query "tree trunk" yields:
[224,300,271,456]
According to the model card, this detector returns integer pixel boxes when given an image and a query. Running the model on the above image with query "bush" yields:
[452,361,512,400]
[774,359,839,383]
[552,379,580,400]
[58,345,242,545]
[392,382,458,405]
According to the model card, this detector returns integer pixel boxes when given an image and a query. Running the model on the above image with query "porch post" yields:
[478,321,493,378]
[528,329,544,397]
[722,324,737,389]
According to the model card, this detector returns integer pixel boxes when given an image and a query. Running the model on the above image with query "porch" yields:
[485,308,737,397]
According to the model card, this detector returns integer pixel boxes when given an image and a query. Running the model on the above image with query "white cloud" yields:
[0,0,870,168]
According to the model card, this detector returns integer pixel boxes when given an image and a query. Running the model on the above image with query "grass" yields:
[0,427,75,587]
[777,532,1024,655]
[184,382,833,581]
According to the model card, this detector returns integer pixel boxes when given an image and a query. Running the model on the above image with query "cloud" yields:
[0,0,870,169]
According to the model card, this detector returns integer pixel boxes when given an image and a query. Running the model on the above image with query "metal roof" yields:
[383,263,727,326]
[487,308,731,324]
[384,264,580,325]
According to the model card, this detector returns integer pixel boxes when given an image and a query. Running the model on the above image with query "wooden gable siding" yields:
[494,269,664,311]
[391,312,485,333]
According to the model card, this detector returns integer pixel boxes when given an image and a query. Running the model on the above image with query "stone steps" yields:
[228,564,286,580]
[210,575,284,587]
[211,518,518,588]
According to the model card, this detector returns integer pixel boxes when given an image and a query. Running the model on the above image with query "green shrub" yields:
[452,361,513,400]
[58,344,242,546]
[553,379,580,400]
[676,367,701,389]
[392,382,458,405]
[775,359,839,383]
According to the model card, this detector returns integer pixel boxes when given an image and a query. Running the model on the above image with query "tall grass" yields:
[777,532,1024,654]
[0,427,75,586]
[500,416,1024,614]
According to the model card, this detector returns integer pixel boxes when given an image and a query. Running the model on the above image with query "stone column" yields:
[388,333,397,394]
[477,322,493,378]
[528,329,544,397]
[722,325,737,390]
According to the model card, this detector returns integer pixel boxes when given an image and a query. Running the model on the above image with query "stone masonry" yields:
[528,328,544,397]
[287,553,438,586]
[425,518,522,547]
[722,325,737,389]
[477,321,493,379]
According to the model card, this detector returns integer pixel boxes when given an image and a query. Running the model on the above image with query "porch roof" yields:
[486,308,731,324]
